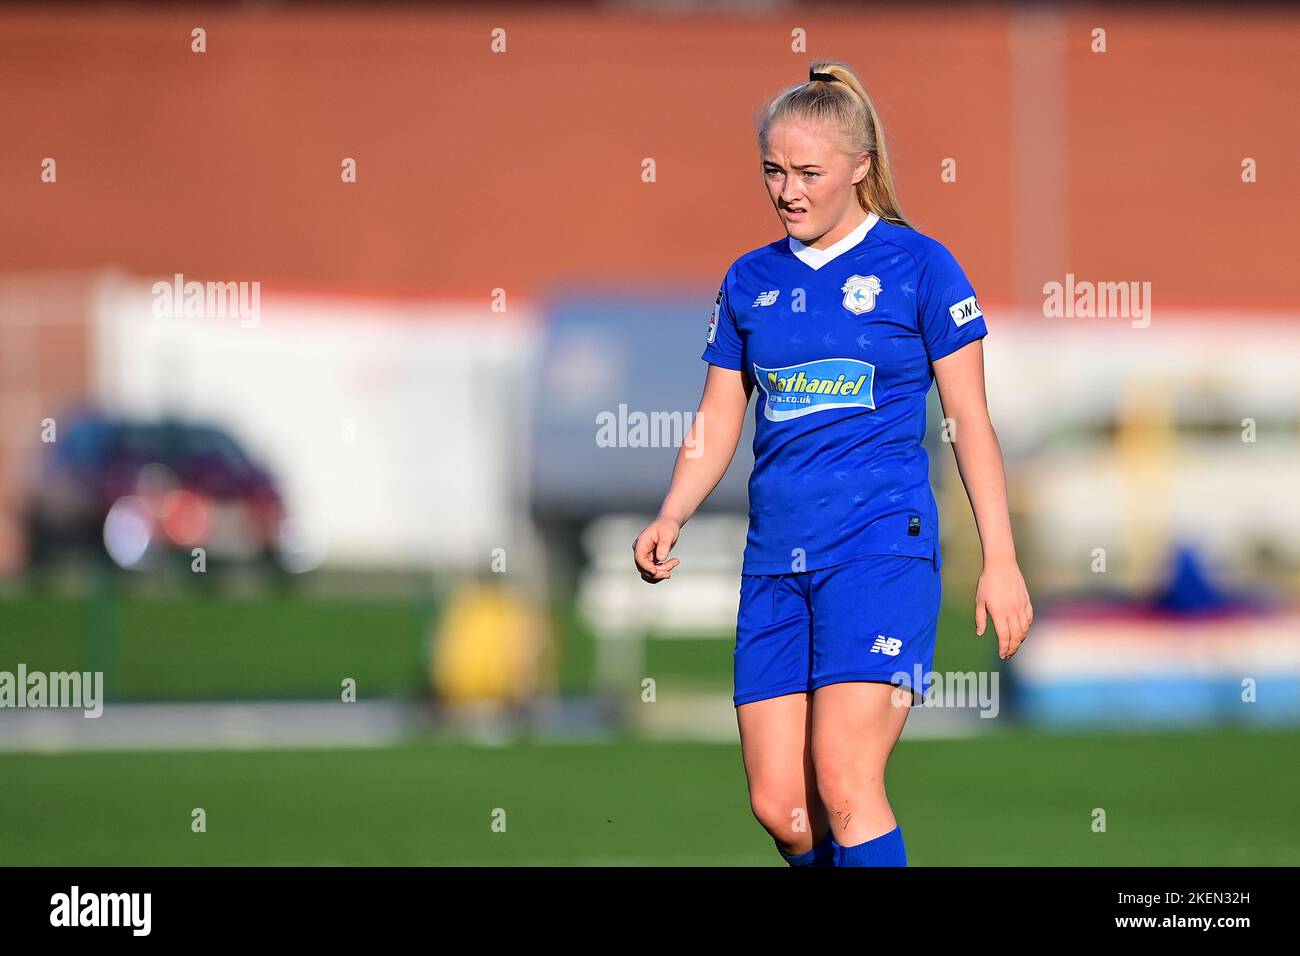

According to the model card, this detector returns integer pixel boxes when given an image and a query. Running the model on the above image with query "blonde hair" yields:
[756,59,911,229]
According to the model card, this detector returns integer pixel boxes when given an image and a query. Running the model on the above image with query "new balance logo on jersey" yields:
[870,635,902,656]
[752,290,780,307]
[949,295,983,327]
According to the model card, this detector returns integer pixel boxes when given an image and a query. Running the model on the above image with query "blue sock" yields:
[832,825,908,867]
[777,831,835,867]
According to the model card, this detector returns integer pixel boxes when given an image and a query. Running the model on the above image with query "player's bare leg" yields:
[810,680,912,846]
[736,692,830,856]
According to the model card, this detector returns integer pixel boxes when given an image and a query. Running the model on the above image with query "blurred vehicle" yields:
[22,410,288,572]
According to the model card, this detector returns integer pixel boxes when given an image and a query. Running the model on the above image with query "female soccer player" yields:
[632,60,1033,867]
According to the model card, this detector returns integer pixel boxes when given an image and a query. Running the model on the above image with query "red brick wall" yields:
[0,4,1295,307]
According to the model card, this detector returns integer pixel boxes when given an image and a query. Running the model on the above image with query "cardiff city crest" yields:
[841,274,883,315]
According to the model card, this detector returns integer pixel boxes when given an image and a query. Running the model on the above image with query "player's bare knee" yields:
[748,789,807,843]
[812,760,884,811]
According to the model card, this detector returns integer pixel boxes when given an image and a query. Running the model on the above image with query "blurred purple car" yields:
[23,411,286,570]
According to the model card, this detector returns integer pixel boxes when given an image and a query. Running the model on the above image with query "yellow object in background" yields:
[430,581,546,706]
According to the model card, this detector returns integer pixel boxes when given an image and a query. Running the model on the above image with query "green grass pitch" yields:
[1,729,1295,866]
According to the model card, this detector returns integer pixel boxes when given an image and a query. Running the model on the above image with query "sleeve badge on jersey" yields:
[705,288,722,344]
[948,295,983,327]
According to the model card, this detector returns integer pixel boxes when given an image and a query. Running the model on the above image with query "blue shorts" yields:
[733,553,942,707]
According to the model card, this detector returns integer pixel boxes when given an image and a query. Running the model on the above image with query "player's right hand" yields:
[633,517,682,584]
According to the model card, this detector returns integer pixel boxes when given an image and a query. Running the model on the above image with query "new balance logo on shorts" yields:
[870,635,902,656]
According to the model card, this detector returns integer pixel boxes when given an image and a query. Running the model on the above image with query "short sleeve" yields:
[916,242,988,362]
[700,275,744,371]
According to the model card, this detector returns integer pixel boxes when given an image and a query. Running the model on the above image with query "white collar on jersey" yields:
[787,211,880,270]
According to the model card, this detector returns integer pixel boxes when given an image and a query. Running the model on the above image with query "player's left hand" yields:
[974,558,1033,660]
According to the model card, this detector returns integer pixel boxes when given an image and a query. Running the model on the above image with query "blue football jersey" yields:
[701,211,988,574]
